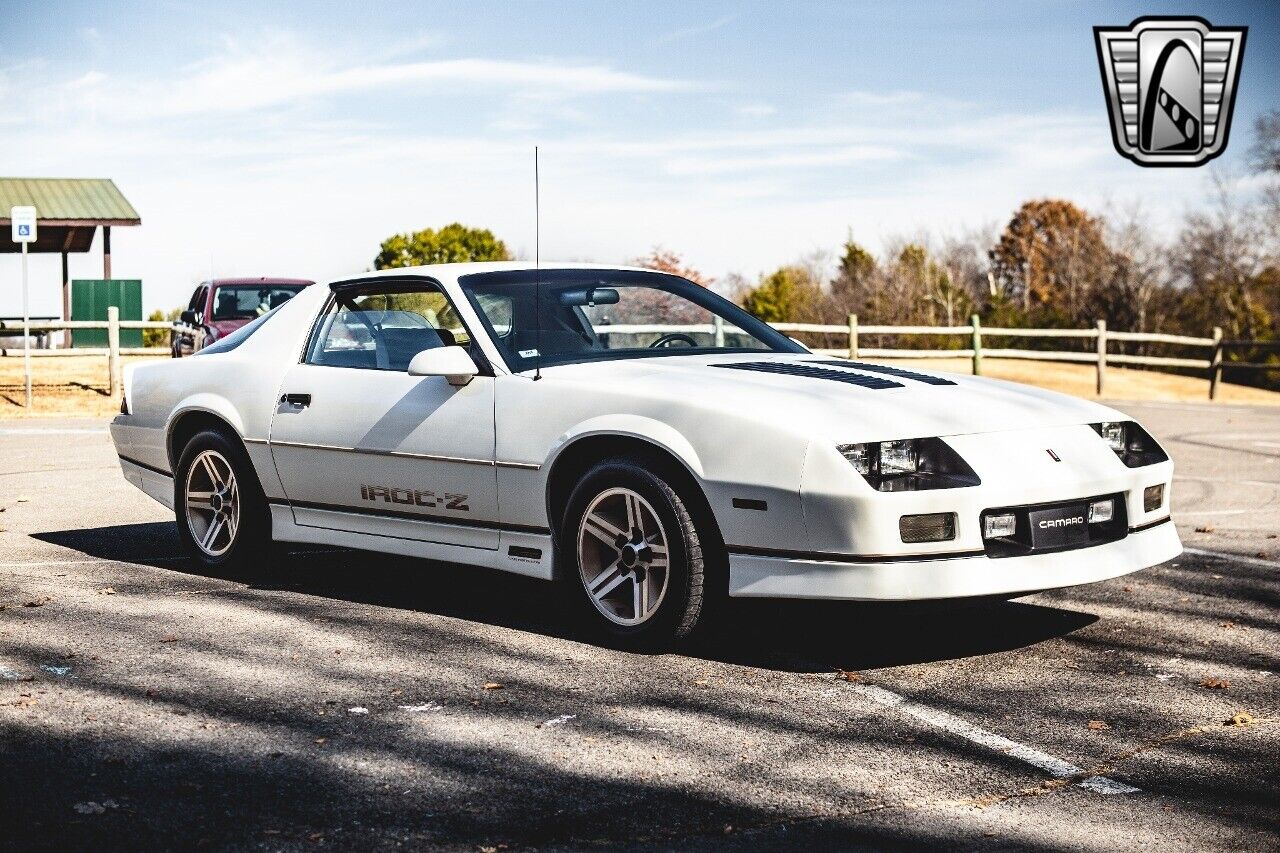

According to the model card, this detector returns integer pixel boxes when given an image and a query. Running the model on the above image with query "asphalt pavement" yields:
[0,402,1276,851]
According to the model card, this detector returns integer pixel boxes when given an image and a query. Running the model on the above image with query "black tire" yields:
[561,457,716,649]
[173,428,273,575]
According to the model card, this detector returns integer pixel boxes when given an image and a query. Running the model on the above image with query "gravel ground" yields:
[0,401,1276,851]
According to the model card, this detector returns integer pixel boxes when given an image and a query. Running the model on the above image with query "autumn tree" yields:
[632,247,711,286]
[989,200,1112,325]
[621,247,714,325]
[374,223,511,269]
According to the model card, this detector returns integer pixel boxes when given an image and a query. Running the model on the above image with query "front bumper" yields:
[727,516,1180,600]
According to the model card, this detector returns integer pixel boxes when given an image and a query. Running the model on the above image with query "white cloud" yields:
[839,90,926,107]
[735,102,776,118]
[655,15,736,45]
[51,35,697,121]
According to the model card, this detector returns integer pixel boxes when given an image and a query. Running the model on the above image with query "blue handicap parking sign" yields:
[18,224,30,236]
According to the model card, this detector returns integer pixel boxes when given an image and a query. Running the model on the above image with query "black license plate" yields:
[1028,503,1091,549]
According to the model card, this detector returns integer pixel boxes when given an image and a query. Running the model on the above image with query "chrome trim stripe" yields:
[496,460,541,470]
[271,498,550,535]
[265,438,539,470]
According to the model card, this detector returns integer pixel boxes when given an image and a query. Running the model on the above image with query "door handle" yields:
[280,393,311,408]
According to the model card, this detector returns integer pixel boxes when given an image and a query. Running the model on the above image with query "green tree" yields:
[828,236,878,317]
[741,266,821,323]
[143,308,181,347]
[374,223,511,269]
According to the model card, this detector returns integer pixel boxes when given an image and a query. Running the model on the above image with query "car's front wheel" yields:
[562,458,716,648]
[174,429,271,572]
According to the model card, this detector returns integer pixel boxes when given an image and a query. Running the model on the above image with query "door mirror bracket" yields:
[407,346,480,386]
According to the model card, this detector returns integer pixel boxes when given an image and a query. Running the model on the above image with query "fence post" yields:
[1095,319,1107,397]
[847,314,858,360]
[970,314,982,375]
[108,306,122,398]
[1209,326,1223,400]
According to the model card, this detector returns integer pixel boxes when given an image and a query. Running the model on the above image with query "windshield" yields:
[459,269,803,371]
[211,285,306,321]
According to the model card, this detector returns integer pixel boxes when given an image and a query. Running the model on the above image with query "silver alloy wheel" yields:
[184,449,239,557]
[577,487,670,626]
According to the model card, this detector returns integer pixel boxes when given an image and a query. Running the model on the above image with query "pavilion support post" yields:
[102,226,112,279]
[61,250,72,348]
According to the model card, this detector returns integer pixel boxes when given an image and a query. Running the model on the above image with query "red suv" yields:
[172,277,314,357]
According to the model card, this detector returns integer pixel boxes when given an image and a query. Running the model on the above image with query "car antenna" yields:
[533,144,543,381]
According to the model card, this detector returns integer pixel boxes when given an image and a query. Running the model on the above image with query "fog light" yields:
[1144,484,1164,512]
[983,512,1017,539]
[899,512,956,544]
[1088,499,1114,524]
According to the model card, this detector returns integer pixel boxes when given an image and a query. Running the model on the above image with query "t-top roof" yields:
[0,178,140,226]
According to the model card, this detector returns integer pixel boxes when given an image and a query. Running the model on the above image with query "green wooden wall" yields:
[71,280,143,348]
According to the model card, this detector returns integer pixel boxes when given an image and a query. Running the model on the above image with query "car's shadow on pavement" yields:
[36,521,1098,674]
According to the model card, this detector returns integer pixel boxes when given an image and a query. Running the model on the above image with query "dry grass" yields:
[1,353,1277,420]
[877,357,1280,405]
[0,355,165,419]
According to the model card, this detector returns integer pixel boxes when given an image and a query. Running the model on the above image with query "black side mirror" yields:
[180,310,199,325]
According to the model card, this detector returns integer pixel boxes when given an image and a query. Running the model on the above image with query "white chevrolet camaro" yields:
[111,263,1181,645]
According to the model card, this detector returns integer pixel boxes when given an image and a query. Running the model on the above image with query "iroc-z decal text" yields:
[360,485,469,511]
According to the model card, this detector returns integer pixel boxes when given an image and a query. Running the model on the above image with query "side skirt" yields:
[267,504,555,580]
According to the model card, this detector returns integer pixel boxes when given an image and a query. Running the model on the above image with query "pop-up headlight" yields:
[1091,421,1168,468]
[838,438,980,492]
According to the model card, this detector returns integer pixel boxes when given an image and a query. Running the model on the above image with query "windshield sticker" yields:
[518,349,539,358]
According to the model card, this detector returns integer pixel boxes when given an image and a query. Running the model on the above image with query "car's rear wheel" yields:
[562,458,715,648]
[174,429,272,573]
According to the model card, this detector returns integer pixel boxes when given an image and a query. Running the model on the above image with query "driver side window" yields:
[307,285,471,371]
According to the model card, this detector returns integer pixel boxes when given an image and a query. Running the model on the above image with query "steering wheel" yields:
[649,333,699,349]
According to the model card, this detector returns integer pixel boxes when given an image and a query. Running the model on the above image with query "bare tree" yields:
[1172,171,1275,339]
[1101,202,1167,333]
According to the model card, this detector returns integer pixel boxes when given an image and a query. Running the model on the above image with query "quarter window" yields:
[307,284,474,371]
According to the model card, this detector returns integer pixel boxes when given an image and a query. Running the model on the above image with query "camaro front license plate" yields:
[1028,503,1091,550]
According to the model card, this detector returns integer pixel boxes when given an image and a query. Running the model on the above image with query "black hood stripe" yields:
[714,361,904,389]
[808,360,958,386]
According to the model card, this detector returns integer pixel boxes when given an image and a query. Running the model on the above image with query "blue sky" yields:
[2,1,1277,314]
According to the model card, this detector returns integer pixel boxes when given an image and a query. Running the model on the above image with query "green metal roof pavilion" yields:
[0,177,141,325]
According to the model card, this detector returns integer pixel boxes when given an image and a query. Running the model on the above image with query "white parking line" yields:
[1183,547,1280,570]
[1175,475,1277,488]
[849,683,1140,795]
[0,557,185,569]
[0,428,107,435]
[1175,509,1250,517]
[0,548,348,571]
